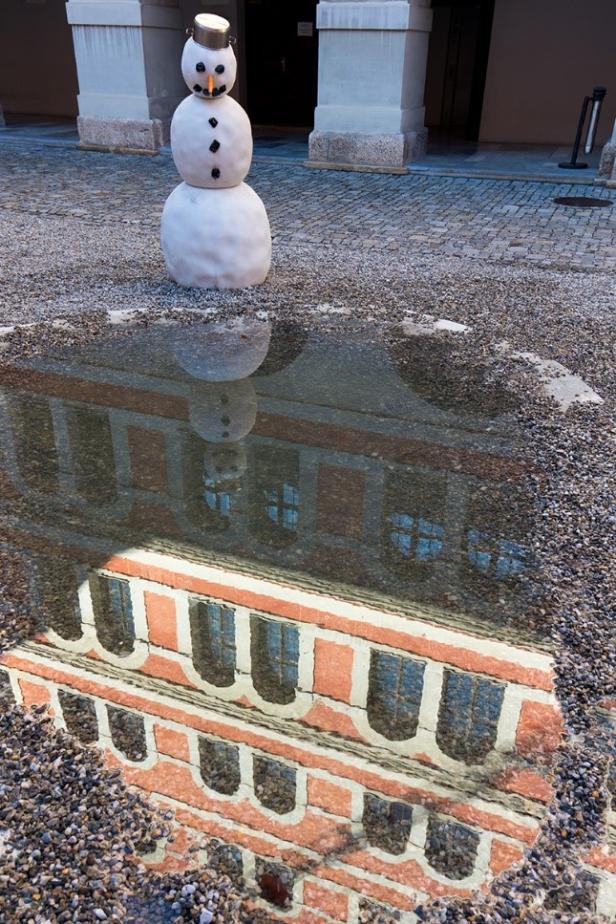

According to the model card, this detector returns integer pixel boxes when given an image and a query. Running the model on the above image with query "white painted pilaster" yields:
[309,0,433,170]
[65,0,186,152]
[598,118,616,186]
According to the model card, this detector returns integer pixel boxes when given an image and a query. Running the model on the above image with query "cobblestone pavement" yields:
[2,142,616,272]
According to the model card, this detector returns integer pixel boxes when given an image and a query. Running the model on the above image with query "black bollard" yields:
[559,86,607,169]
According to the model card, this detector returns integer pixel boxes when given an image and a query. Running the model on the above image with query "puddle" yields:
[0,319,562,921]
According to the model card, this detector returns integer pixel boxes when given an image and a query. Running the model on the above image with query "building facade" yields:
[1,1,616,168]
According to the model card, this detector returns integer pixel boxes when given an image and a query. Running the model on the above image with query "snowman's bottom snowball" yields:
[161,182,271,289]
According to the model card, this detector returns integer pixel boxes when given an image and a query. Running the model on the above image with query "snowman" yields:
[161,14,272,289]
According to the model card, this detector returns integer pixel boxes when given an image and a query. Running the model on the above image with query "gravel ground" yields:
[0,142,614,922]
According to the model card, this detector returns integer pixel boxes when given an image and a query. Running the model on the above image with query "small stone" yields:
[200,912,213,924]
[193,84,201,93]
[211,168,220,180]
[209,117,218,128]
[196,62,205,73]
[94,910,107,921]
[210,140,220,153]
[215,65,225,74]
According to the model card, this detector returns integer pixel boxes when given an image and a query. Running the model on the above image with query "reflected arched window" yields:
[199,737,241,795]
[425,816,480,880]
[67,405,117,505]
[190,599,236,687]
[363,793,413,855]
[250,615,299,704]
[206,840,243,884]
[436,669,504,763]
[466,530,526,580]
[182,433,235,532]
[37,556,82,641]
[255,858,294,908]
[253,756,296,814]
[9,395,59,493]
[90,573,135,656]
[59,690,98,744]
[382,471,446,580]
[250,447,299,547]
[107,706,146,761]
[367,649,425,740]
[462,484,530,600]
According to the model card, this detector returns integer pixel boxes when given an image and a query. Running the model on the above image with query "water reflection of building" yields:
[2,324,607,920]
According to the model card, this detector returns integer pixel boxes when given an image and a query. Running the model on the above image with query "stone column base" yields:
[307,129,427,171]
[77,116,170,154]
[596,139,616,186]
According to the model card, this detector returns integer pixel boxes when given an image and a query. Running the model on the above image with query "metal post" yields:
[559,95,592,169]
[584,85,607,155]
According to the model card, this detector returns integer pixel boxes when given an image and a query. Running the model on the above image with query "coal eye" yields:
[215,64,225,74]
[196,62,205,73]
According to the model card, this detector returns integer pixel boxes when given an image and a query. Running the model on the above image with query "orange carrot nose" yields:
[207,74,215,94]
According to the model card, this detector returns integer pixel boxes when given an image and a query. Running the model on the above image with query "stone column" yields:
[66,0,186,153]
[598,119,616,187]
[308,0,433,170]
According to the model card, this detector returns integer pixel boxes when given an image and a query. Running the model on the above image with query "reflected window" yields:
[266,483,299,532]
[203,479,232,519]
[9,395,59,493]
[367,650,425,741]
[190,600,236,687]
[382,471,446,580]
[363,793,413,855]
[466,529,526,580]
[250,447,299,547]
[436,669,504,763]
[255,857,294,908]
[199,737,241,795]
[206,839,243,884]
[90,574,134,656]
[59,690,98,744]
[250,616,299,705]
[38,556,82,641]
[67,405,117,505]
[183,433,234,532]
[389,513,444,561]
[462,485,531,601]
[107,706,147,761]
[425,816,480,880]
[253,756,296,814]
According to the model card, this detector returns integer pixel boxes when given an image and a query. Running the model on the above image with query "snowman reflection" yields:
[173,319,272,520]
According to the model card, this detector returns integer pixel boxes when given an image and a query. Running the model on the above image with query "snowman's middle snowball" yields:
[171,94,252,189]
[161,182,271,290]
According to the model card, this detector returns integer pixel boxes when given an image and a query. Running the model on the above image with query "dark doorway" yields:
[424,0,495,141]
[0,0,78,117]
[245,0,318,127]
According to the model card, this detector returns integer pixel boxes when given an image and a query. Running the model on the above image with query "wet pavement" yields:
[2,315,607,922]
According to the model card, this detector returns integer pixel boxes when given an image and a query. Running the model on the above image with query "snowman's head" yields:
[182,14,237,100]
